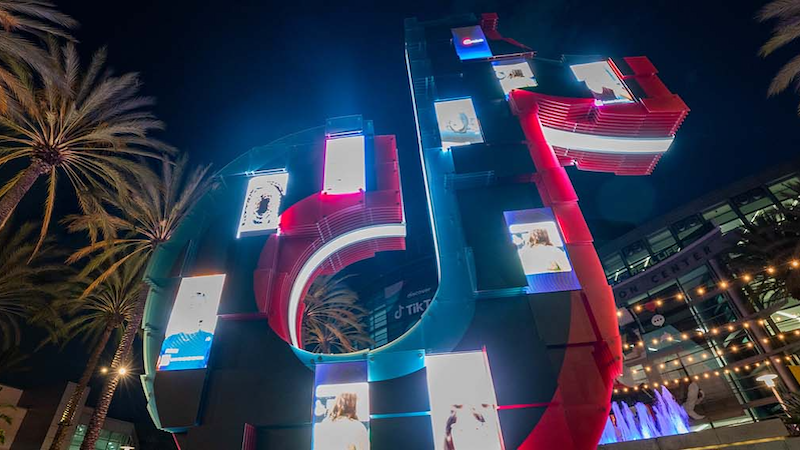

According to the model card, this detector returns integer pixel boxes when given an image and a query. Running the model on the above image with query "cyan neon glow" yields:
[541,126,675,154]
[288,224,407,348]
[323,135,366,194]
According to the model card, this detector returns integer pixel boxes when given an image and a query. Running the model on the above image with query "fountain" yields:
[599,417,618,445]
[601,386,691,445]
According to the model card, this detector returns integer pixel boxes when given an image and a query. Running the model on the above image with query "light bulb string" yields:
[614,341,800,397]
[619,257,800,316]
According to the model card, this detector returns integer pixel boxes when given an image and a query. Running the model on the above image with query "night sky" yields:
[6,0,800,445]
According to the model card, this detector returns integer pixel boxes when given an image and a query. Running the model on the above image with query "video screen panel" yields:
[324,135,366,195]
[451,26,492,61]
[504,208,581,293]
[312,361,370,450]
[492,60,537,97]
[157,274,226,371]
[426,352,504,450]
[237,171,289,238]
[570,60,634,105]
[434,98,484,150]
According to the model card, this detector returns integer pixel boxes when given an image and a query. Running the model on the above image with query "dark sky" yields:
[55,0,800,243]
[8,0,800,445]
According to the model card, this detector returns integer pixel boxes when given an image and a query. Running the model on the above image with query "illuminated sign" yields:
[324,135,366,194]
[492,60,537,96]
[237,171,289,238]
[312,361,370,450]
[157,274,226,371]
[570,60,634,105]
[504,209,581,293]
[433,98,484,150]
[288,224,407,348]
[426,351,504,450]
[451,26,492,60]
[541,126,674,154]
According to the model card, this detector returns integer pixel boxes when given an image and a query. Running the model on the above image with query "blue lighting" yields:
[451,26,492,61]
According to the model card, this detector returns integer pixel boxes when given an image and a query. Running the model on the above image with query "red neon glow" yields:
[462,37,485,46]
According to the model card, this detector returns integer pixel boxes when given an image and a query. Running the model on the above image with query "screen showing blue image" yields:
[433,98,484,150]
[504,209,581,293]
[451,26,492,61]
[312,361,370,450]
[157,274,226,371]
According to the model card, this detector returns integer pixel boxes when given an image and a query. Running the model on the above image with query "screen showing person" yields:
[504,209,581,293]
[237,171,289,237]
[492,60,537,96]
[509,222,571,275]
[313,362,370,450]
[433,98,485,150]
[570,60,634,104]
[157,274,226,371]
[426,352,504,450]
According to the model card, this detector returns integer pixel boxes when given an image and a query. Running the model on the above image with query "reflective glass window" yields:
[768,176,800,209]
[733,188,778,224]
[647,229,679,263]
[702,202,744,234]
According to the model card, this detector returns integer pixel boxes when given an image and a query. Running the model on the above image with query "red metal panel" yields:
[256,135,405,346]
[509,62,688,175]
[513,101,623,449]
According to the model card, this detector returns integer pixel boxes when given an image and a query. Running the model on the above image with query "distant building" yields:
[0,382,137,450]
[599,158,800,427]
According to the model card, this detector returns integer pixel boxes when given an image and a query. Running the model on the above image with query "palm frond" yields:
[301,275,373,354]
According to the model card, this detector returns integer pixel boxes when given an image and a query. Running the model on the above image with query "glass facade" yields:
[68,425,135,450]
[603,166,800,429]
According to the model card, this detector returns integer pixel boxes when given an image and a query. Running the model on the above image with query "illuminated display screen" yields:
[570,60,634,105]
[504,208,581,293]
[434,98,484,150]
[157,274,226,371]
[426,352,504,450]
[492,60,537,96]
[312,361,370,450]
[237,171,289,238]
[451,25,492,60]
[324,135,366,194]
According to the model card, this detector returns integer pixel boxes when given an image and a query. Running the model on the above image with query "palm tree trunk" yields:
[48,323,114,450]
[79,284,148,450]
[0,160,50,230]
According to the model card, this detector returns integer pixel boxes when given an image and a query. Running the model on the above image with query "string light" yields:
[621,259,800,315]
[623,316,794,356]
[614,354,794,398]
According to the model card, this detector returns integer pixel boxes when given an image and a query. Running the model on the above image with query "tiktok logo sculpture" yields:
[141,13,687,450]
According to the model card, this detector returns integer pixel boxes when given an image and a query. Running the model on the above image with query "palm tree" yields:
[0,1,76,109]
[302,275,373,354]
[726,211,800,308]
[47,256,144,450]
[0,40,172,255]
[758,0,800,114]
[0,220,66,350]
[66,155,215,450]
[725,189,800,308]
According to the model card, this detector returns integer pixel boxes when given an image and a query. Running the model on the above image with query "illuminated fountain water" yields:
[600,386,691,445]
